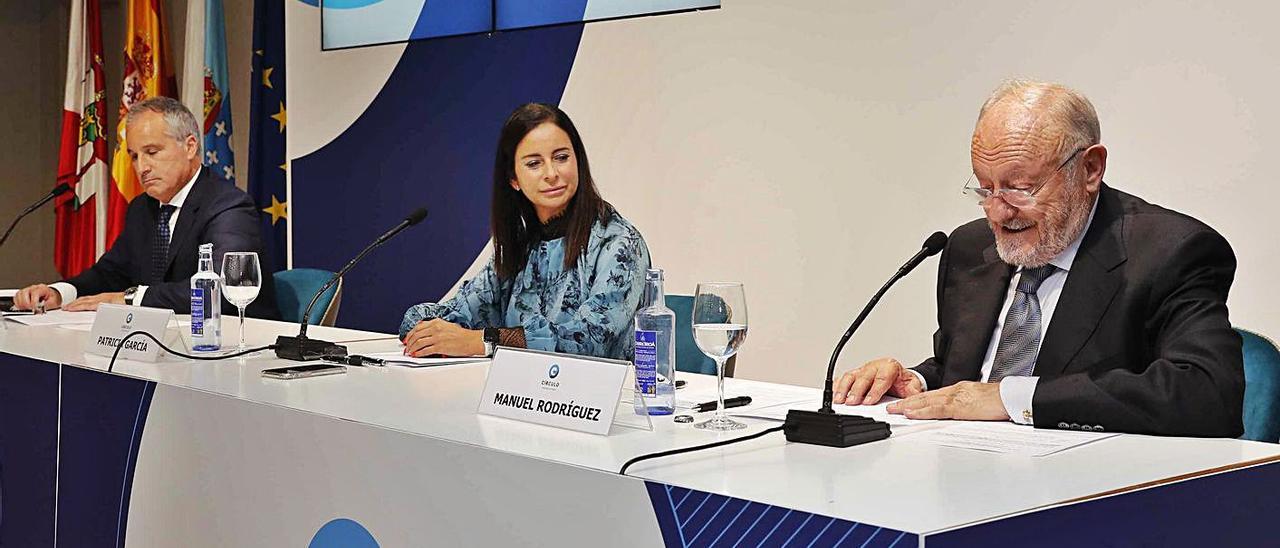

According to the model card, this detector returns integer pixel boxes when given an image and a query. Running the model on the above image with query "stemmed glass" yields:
[692,282,748,431]
[220,252,262,353]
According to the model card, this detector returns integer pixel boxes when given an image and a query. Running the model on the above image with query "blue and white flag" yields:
[182,0,235,182]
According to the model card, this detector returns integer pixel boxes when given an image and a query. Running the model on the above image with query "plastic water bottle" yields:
[191,243,222,351]
[634,268,676,415]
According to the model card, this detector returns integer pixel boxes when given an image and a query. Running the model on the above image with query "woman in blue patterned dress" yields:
[399,103,651,360]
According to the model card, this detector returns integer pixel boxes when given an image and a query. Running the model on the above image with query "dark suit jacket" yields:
[914,184,1243,437]
[64,169,281,320]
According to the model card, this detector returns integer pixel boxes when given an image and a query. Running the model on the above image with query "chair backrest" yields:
[1239,328,1280,443]
[665,294,735,377]
[274,268,343,327]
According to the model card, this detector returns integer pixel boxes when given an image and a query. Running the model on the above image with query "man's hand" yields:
[886,381,1010,421]
[833,357,924,405]
[402,318,484,357]
[13,284,62,313]
[62,292,125,312]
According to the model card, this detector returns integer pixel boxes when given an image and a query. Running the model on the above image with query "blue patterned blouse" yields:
[399,210,651,360]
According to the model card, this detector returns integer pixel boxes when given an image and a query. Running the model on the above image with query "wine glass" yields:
[220,252,262,353]
[692,282,748,431]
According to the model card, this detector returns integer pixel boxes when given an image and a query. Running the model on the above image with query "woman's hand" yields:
[402,319,485,357]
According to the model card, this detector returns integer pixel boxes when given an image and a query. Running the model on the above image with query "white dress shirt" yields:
[52,167,201,306]
[911,196,1098,425]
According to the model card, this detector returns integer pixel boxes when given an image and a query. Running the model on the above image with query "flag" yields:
[108,0,176,250]
[182,0,236,183]
[250,0,289,274]
[54,0,108,279]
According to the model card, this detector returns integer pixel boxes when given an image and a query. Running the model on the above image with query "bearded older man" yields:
[833,80,1243,437]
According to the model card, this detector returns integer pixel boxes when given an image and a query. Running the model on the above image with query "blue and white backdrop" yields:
[286,0,1280,386]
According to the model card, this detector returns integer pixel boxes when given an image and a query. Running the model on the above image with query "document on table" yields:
[734,397,937,427]
[6,310,98,326]
[908,422,1118,457]
[674,377,817,412]
[361,351,487,368]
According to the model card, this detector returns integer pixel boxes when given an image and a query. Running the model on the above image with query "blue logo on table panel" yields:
[549,364,561,379]
[310,518,380,548]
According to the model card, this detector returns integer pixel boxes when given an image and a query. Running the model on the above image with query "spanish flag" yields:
[107,0,176,250]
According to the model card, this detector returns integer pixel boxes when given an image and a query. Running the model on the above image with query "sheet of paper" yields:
[734,397,937,427]
[360,351,487,368]
[907,422,1118,457]
[7,310,98,326]
[675,377,818,412]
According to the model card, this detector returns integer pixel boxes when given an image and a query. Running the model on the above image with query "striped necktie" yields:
[987,264,1058,383]
[150,205,177,284]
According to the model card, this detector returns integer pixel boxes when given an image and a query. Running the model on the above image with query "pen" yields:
[693,396,752,413]
[323,354,386,367]
[354,355,387,367]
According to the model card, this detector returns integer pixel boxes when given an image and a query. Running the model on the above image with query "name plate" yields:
[86,304,175,363]
[478,347,629,435]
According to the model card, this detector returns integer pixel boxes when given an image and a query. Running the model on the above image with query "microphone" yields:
[784,231,947,447]
[0,183,72,248]
[274,207,428,361]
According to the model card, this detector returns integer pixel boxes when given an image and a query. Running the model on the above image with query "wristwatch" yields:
[483,327,500,357]
[123,286,139,306]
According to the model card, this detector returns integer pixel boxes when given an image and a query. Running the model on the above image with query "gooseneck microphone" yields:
[784,231,948,447]
[275,207,428,361]
[0,183,72,249]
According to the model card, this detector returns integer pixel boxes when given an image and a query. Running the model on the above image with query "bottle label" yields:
[634,330,657,395]
[191,288,204,336]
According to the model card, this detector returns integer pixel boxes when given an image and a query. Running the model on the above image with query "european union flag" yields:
[249,0,287,275]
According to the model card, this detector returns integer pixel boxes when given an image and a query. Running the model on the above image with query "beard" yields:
[994,181,1093,267]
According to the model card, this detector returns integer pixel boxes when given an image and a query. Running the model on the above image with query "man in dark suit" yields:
[14,97,279,320]
[833,80,1242,437]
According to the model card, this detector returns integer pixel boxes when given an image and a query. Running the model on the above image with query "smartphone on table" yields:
[260,363,347,380]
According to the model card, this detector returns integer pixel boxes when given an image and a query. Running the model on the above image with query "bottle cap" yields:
[646,268,664,281]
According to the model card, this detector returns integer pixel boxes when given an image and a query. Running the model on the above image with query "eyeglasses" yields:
[961,147,1087,208]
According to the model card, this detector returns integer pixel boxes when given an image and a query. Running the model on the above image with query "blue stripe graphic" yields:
[115,381,154,547]
[688,497,733,544]
[806,517,837,548]
[645,482,914,548]
[834,523,859,547]
[781,514,814,547]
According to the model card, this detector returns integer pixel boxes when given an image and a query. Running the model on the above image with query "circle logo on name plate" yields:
[126,313,133,323]
[548,364,560,379]
[310,518,379,548]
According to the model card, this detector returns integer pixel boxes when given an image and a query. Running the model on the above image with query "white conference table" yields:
[1,314,1277,547]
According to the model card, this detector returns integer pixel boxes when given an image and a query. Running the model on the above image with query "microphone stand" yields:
[274,208,427,361]
[1,183,71,249]
[784,232,947,447]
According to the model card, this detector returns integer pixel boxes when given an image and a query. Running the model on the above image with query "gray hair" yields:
[977,79,1100,172]
[125,96,201,148]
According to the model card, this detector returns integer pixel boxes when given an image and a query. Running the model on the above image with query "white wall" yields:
[561,0,1280,385]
